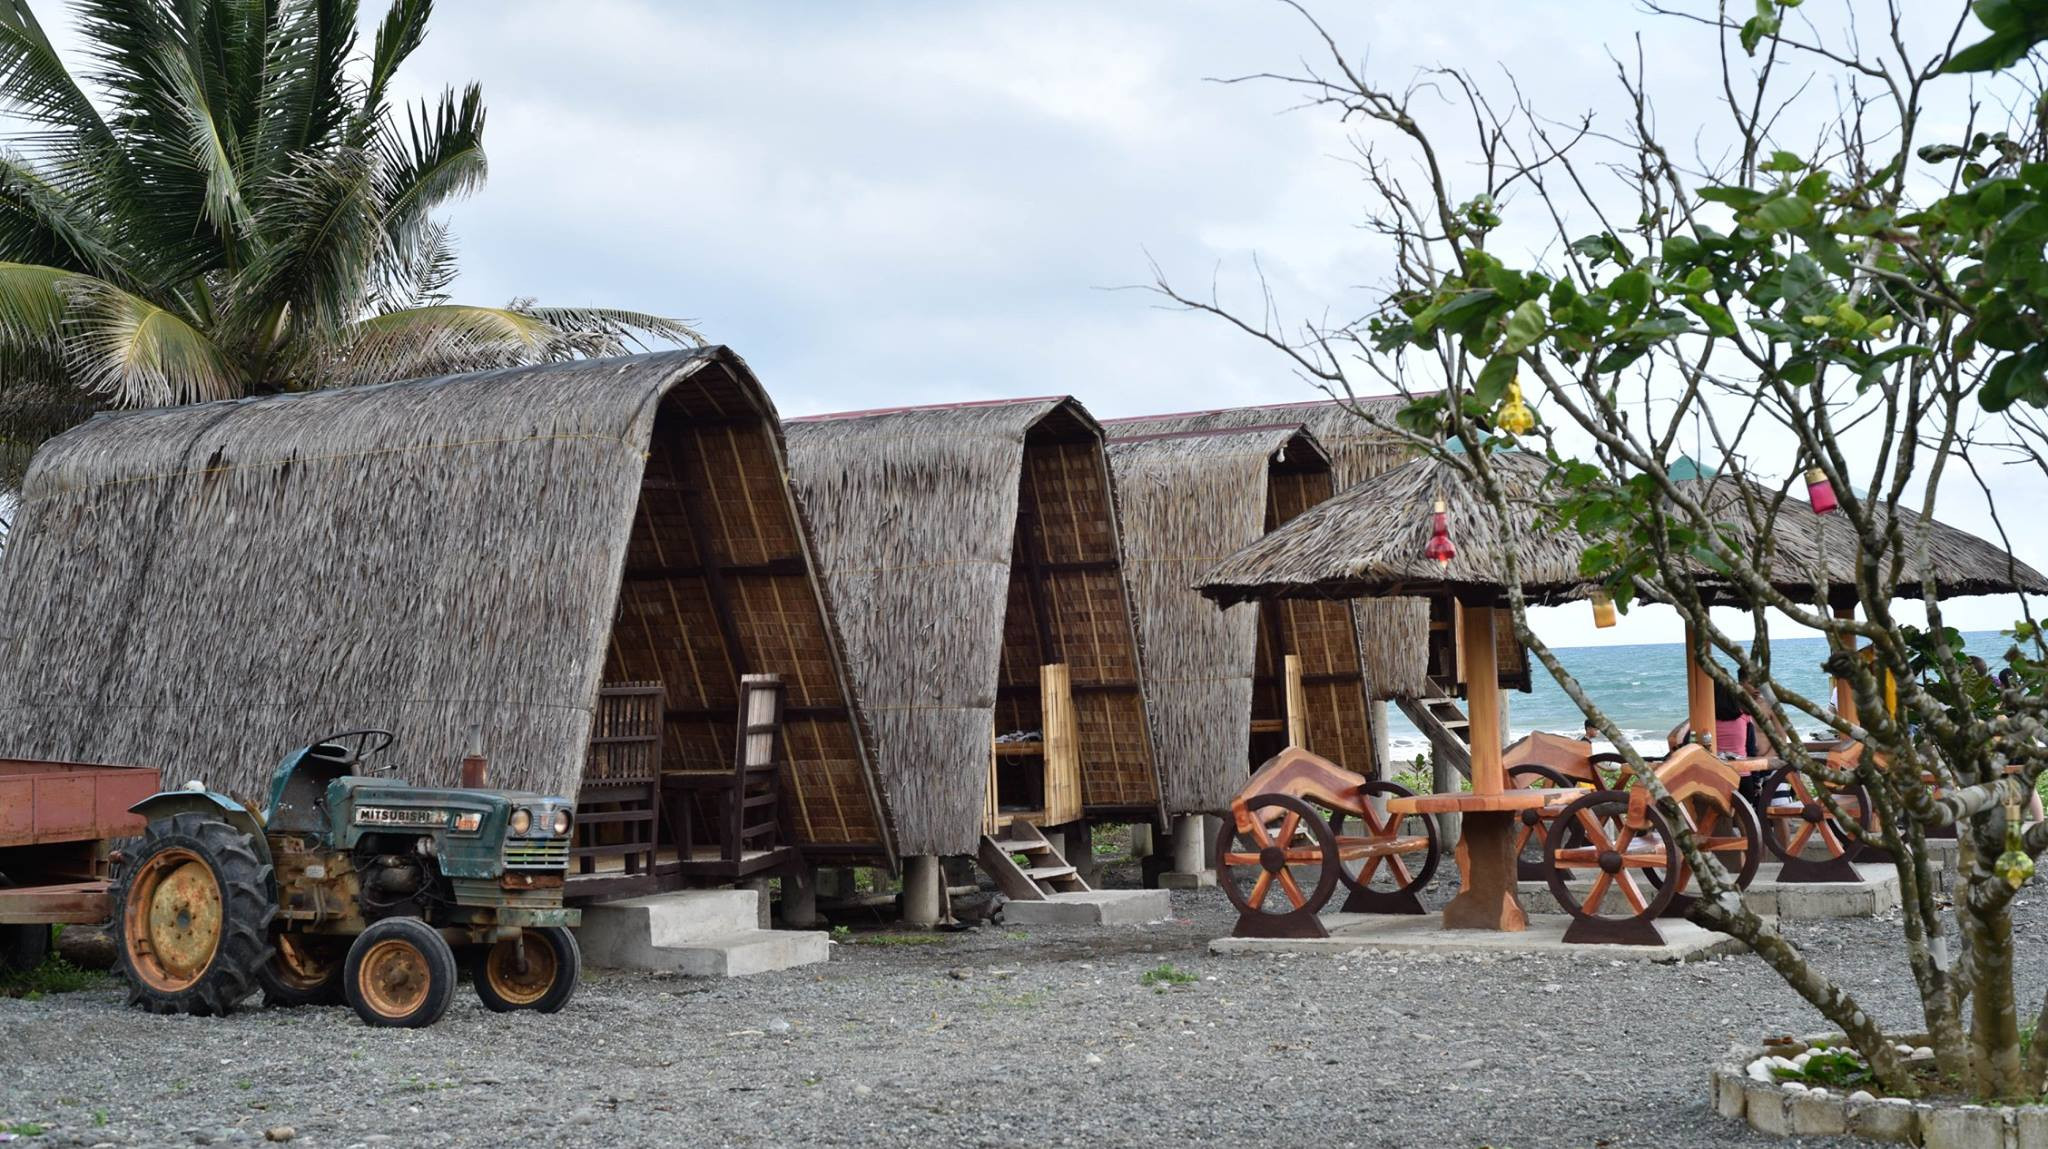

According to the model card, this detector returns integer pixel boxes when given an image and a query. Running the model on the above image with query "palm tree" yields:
[0,0,698,481]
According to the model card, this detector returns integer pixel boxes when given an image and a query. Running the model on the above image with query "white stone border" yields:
[1710,1034,2048,1145]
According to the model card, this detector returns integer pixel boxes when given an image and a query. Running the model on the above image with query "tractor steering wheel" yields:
[309,729,396,771]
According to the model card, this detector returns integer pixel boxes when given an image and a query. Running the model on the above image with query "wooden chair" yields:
[571,683,665,899]
[663,674,789,866]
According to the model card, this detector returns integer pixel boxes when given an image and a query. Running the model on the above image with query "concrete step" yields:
[586,889,762,946]
[1002,888,1173,927]
[576,889,830,978]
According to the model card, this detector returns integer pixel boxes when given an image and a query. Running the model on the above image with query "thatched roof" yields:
[1674,473,2048,607]
[1198,449,1593,608]
[786,397,1162,856]
[1107,424,1376,811]
[1105,395,1433,696]
[0,348,895,860]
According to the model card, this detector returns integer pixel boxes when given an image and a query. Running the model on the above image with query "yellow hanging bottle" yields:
[1996,798,2035,889]
[1498,377,1536,435]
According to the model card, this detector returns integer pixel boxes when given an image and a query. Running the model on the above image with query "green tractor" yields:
[111,730,582,1027]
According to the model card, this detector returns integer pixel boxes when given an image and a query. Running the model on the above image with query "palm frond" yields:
[298,301,554,387]
[376,82,484,256]
[0,259,69,354]
[356,0,430,141]
[232,146,380,351]
[371,217,457,310]
[60,274,236,406]
[514,304,707,353]
[0,152,132,281]
[0,0,121,156]
[251,0,358,176]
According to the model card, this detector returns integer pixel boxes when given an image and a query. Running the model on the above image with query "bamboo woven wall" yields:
[785,398,1162,856]
[1108,425,1377,813]
[1104,399,1431,698]
[0,350,894,859]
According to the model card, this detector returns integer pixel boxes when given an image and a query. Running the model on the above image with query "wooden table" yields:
[1386,789,1570,930]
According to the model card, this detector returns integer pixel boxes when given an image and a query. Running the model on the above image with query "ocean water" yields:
[1382,629,2019,762]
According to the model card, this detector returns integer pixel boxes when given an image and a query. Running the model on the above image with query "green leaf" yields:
[1474,354,1517,406]
[1609,270,1652,320]
[1501,300,1546,355]
[1753,195,1816,231]
[1683,297,1738,337]
[1762,150,1806,173]
[1698,186,1768,211]
[1414,288,1500,338]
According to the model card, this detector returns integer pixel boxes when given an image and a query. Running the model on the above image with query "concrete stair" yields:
[576,889,829,978]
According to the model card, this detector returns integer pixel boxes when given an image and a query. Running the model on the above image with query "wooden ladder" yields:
[976,822,1090,901]
[1395,675,1474,780]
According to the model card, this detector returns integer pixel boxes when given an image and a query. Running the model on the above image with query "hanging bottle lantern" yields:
[1590,589,1617,629]
[1424,497,1456,566]
[1997,798,2036,889]
[1806,467,1839,514]
[1497,377,1536,436]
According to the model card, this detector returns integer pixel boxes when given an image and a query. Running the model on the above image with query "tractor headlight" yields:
[509,808,532,835]
[552,809,572,837]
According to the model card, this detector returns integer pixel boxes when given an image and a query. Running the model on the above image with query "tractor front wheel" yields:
[111,813,273,1015]
[344,918,456,1028]
[471,927,581,1014]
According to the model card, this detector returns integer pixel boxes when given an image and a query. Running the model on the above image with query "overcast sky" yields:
[26,1,2046,649]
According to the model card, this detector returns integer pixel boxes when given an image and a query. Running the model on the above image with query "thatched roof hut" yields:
[1673,473,2048,605]
[1198,450,1591,607]
[1106,424,1376,812]
[1104,396,1433,697]
[785,398,1163,857]
[0,348,895,865]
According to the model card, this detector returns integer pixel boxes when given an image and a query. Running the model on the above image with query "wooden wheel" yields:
[1644,792,1764,914]
[1327,780,1439,913]
[1217,793,1339,933]
[1507,764,1580,881]
[1759,766,1872,880]
[1544,790,1680,945]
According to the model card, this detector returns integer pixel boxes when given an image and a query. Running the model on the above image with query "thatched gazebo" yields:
[1200,448,1593,931]
[0,348,894,900]
[784,397,1164,918]
[1105,423,1375,810]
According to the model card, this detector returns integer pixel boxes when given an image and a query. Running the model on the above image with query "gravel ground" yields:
[6,865,2047,1149]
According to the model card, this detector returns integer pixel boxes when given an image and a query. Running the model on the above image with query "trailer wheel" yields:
[0,924,51,974]
[257,932,346,1007]
[344,917,455,1028]
[471,927,581,1013]
[111,813,274,1015]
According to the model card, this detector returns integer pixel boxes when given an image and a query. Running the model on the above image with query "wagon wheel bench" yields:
[1216,748,1444,939]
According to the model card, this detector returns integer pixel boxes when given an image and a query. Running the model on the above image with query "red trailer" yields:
[0,758,161,972]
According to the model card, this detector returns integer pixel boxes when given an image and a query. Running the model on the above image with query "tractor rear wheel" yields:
[472,927,581,1013]
[257,932,347,1007]
[344,917,456,1028]
[111,813,273,1015]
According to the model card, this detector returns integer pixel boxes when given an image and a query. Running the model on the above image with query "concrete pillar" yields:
[900,855,943,928]
[1432,754,1463,849]
[1067,821,1099,885]
[1159,813,1215,889]
[1370,700,1392,777]
[815,867,852,901]
[1129,823,1155,859]
[781,867,819,928]
[740,876,773,930]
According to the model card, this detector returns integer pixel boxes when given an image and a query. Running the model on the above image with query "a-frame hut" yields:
[1107,397,1523,779]
[784,397,1164,916]
[1104,424,1376,812]
[0,349,894,901]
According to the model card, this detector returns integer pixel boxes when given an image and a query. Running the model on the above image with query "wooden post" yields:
[1441,599,1523,931]
[1832,603,1860,726]
[1283,654,1308,747]
[1460,603,1503,794]
[1685,622,1717,751]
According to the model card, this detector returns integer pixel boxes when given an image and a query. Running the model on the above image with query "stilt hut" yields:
[0,349,894,900]
[784,398,1164,908]
[1104,424,1376,813]
[1106,399,1525,779]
